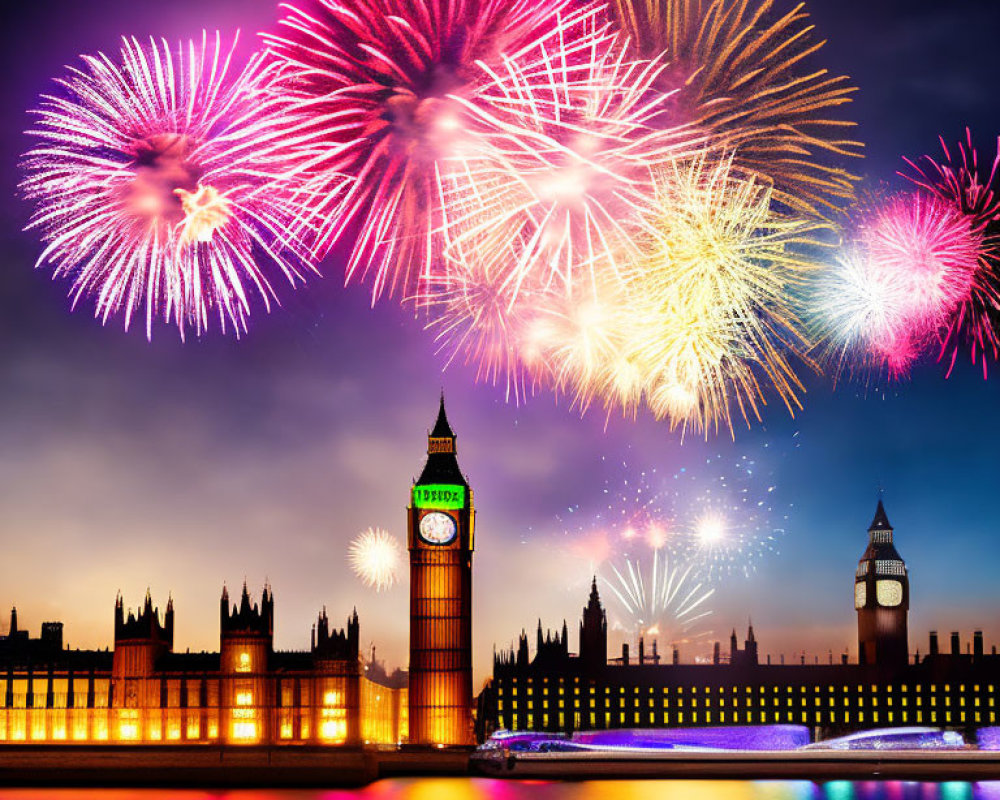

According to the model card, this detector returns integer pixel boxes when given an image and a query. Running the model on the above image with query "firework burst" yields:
[263,0,600,299]
[625,153,824,434]
[607,0,862,217]
[555,451,788,640]
[20,33,318,338]
[347,527,404,591]
[440,27,702,298]
[603,549,715,641]
[901,131,1000,376]
[813,192,982,376]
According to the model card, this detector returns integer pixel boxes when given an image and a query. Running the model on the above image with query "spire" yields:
[417,394,466,485]
[869,498,892,531]
[8,606,17,636]
[430,393,455,439]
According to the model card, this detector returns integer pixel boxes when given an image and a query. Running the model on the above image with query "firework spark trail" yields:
[347,527,403,591]
[812,192,982,377]
[901,131,1000,376]
[440,25,703,299]
[263,0,603,301]
[604,550,714,635]
[608,0,862,218]
[20,33,320,338]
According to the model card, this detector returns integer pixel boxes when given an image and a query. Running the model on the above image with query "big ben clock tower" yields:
[855,498,909,672]
[407,396,474,746]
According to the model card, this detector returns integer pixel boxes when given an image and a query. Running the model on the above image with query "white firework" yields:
[347,527,403,592]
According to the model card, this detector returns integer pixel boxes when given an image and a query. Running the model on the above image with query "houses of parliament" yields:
[0,398,475,747]
[477,499,1000,739]
[2,398,999,747]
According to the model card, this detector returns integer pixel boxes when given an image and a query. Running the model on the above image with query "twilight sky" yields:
[1,0,999,686]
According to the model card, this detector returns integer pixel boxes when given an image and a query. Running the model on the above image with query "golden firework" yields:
[608,0,862,217]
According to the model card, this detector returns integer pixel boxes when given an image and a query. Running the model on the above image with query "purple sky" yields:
[1,0,1000,686]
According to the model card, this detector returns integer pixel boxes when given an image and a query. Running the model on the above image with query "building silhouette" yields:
[477,500,1000,740]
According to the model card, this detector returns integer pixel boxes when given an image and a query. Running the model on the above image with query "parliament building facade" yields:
[477,501,1000,740]
[0,398,475,748]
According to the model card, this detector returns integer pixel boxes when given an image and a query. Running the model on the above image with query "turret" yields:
[221,581,274,641]
[312,607,360,661]
[219,582,274,744]
[579,577,608,673]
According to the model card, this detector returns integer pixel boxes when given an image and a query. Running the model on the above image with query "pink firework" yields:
[863,193,980,332]
[262,0,593,300]
[816,192,981,377]
[422,238,543,404]
[441,28,700,298]
[20,33,318,338]
[900,131,1000,375]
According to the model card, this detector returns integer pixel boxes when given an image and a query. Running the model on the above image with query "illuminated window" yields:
[233,722,257,740]
[237,652,251,673]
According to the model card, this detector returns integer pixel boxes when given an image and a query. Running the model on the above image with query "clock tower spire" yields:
[407,395,475,746]
[854,497,909,672]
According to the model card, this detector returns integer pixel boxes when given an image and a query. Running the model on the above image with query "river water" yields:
[0,781,997,800]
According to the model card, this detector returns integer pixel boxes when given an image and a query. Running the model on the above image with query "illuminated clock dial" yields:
[876,579,903,607]
[854,582,866,609]
[419,511,457,545]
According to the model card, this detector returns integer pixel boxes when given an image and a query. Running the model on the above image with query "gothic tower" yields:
[219,582,274,744]
[855,498,909,671]
[578,577,607,674]
[111,591,174,740]
[407,396,475,746]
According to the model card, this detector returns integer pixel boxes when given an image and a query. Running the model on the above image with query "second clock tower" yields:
[407,396,475,746]
[855,498,909,672]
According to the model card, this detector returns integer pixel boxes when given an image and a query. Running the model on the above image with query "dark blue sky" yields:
[0,0,998,682]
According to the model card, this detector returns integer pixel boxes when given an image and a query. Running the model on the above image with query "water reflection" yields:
[0,781,997,800]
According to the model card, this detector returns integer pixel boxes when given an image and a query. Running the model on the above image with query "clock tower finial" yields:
[427,393,457,456]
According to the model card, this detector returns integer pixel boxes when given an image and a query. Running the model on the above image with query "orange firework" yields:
[608,0,862,218]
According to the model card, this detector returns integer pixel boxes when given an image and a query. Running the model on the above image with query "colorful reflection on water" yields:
[0,782,995,800]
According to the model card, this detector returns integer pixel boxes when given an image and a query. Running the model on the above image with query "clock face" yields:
[419,511,457,545]
[876,579,903,607]
[854,581,866,609]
